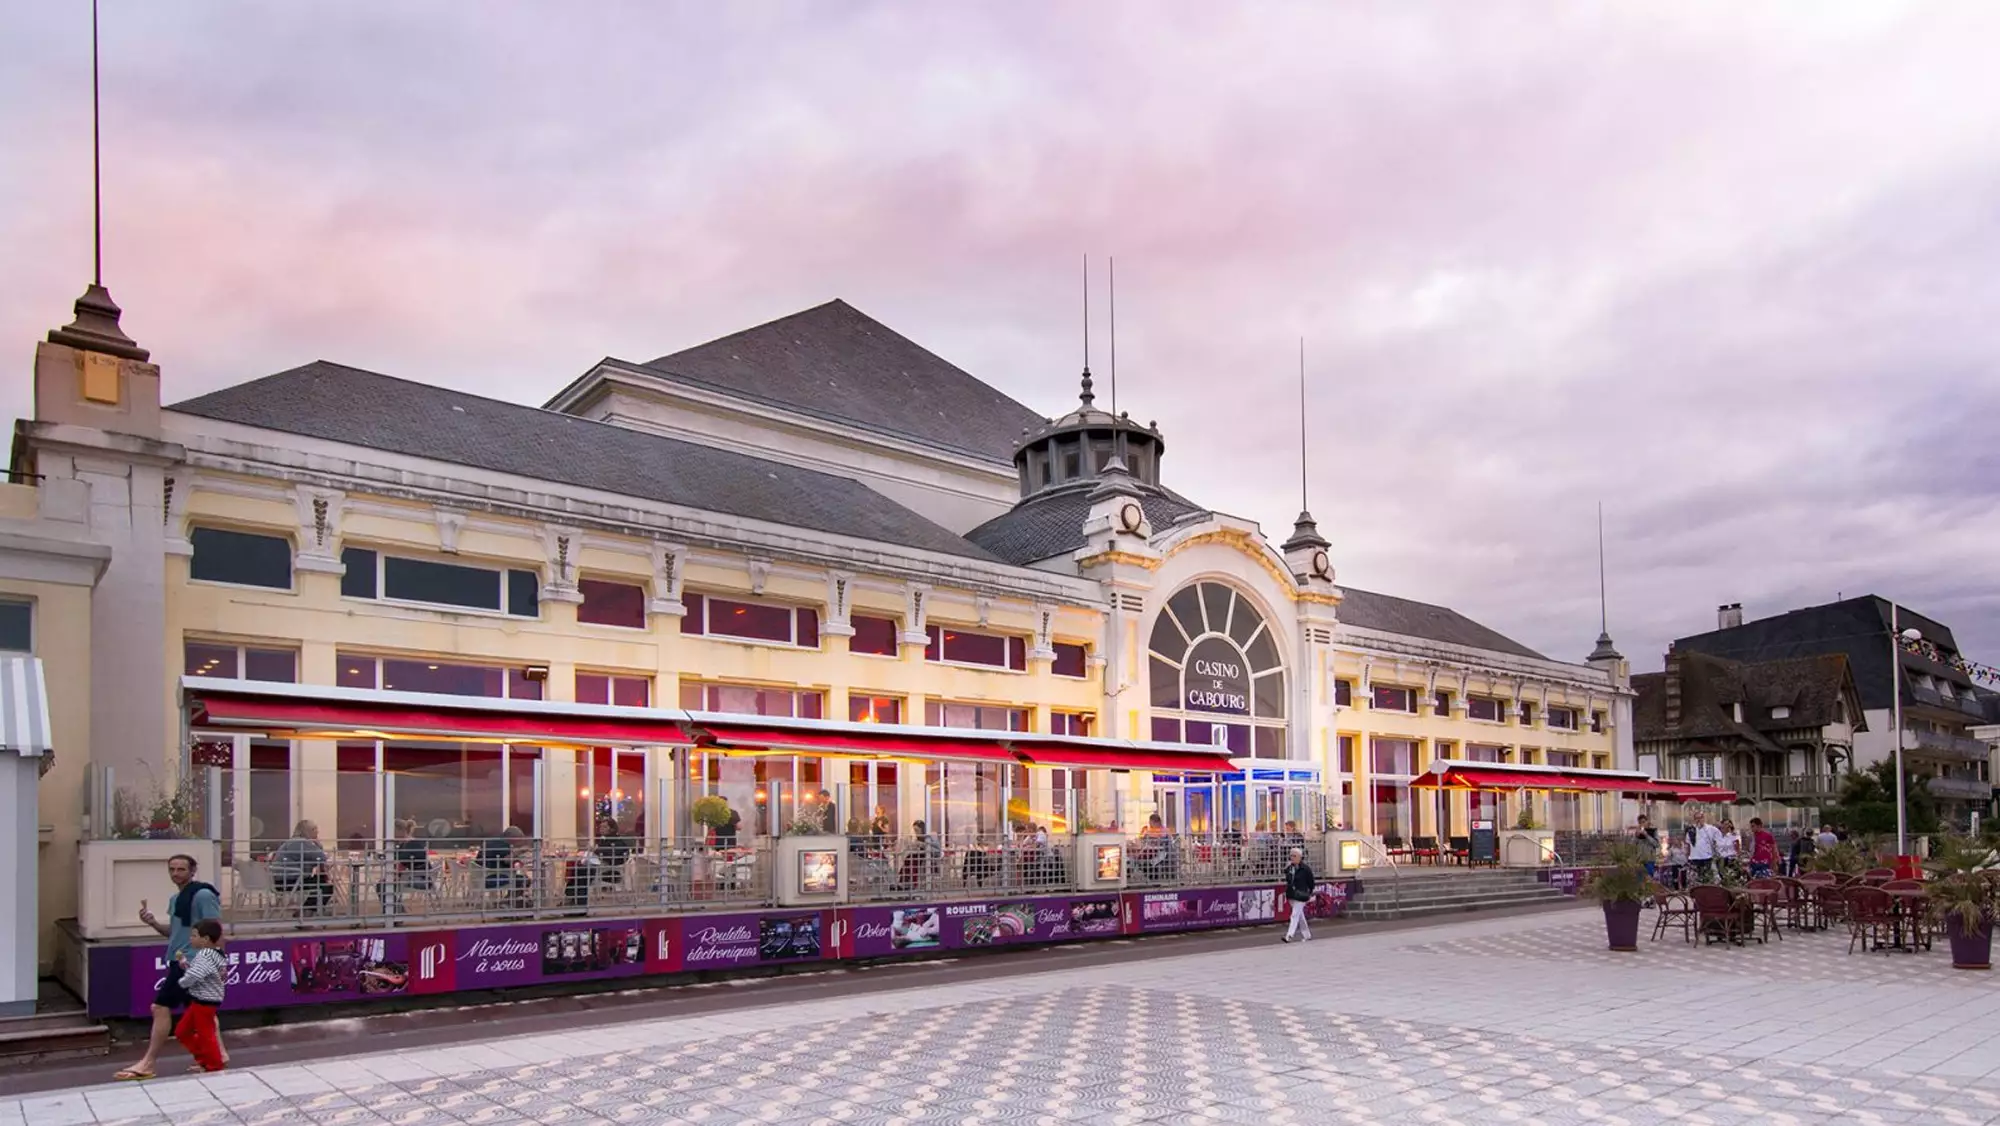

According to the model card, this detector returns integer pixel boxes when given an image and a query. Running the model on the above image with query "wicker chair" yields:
[1689,884,1747,946]
[1651,888,1695,943]
[1845,885,1896,955]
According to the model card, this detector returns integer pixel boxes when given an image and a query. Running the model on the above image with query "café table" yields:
[1886,888,1930,951]
[1738,887,1784,944]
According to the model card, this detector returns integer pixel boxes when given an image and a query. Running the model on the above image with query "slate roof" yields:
[964,484,1210,565]
[622,299,1048,465]
[170,361,999,562]
[1673,595,1972,712]
[1335,588,1549,661]
[1633,651,1860,748]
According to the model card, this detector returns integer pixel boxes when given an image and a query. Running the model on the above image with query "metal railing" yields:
[1552,831,1637,867]
[1347,836,1402,916]
[847,835,1077,902]
[217,837,770,931]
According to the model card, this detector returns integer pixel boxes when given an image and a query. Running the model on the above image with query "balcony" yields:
[1906,730,1991,764]
[1720,773,1843,804]
[1925,775,1995,803]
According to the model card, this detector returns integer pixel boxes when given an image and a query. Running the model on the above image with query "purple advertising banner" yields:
[838,893,1125,958]
[1129,886,1280,933]
[679,910,828,971]
[119,933,422,1019]
[1540,868,1589,896]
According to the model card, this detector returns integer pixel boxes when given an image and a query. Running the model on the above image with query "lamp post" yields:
[1889,603,1922,856]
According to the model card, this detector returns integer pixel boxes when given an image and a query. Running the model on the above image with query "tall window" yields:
[184,641,298,683]
[850,615,899,657]
[1468,696,1503,722]
[925,701,1027,731]
[1433,690,1452,715]
[0,601,28,653]
[1519,701,1536,726]
[925,625,1026,671]
[682,593,819,648]
[183,641,298,853]
[577,578,647,629]
[1371,685,1416,713]
[1590,710,1605,734]
[1547,706,1577,730]
[680,682,824,718]
[1051,642,1089,679]
[338,654,543,699]
[1334,679,1352,708]
[189,527,293,590]
[340,547,539,618]
[1337,734,1355,773]
[849,695,902,724]
[1147,581,1287,758]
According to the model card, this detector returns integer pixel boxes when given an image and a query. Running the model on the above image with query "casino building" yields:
[6,292,1633,976]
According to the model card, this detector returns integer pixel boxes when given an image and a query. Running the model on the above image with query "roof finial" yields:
[1298,337,1308,512]
[1108,256,1118,420]
[1078,253,1094,407]
[1590,502,1623,662]
[47,0,148,361]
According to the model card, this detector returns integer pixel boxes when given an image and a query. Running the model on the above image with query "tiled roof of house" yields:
[1335,588,1549,661]
[1673,596,1969,711]
[1634,650,1858,746]
[170,361,999,562]
[627,299,1049,464]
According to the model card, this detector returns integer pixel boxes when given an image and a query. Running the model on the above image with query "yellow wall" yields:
[7,576,92,972]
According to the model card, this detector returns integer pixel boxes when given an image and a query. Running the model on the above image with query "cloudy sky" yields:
[4,2,1996,671]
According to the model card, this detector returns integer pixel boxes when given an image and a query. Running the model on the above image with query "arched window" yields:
[1147,581,1288,758]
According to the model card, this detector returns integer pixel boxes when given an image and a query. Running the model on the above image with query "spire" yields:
[1281,337,1327,552]
[1589,502,1622,662]
[1077,253,1094,407]
[49,0,147,362]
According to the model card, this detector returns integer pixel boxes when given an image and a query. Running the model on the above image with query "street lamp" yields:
[1889,603,1921,856]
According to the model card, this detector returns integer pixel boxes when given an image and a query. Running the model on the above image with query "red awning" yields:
[1411,766,1580,791]
[191,691,695,746]
[1632,782,1738,803]
[687,720,1022,764]
[1011,744,1236,774]
[1560,774,1649,794]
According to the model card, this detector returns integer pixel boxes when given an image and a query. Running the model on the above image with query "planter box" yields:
[1499,830,1556,868]
[76,839,218,940]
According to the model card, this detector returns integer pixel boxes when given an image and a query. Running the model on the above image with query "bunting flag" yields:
[1899,634,2000,687]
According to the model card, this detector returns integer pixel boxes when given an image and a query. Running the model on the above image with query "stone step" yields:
[0,1013,111,1062]
[1346,885,1571,920]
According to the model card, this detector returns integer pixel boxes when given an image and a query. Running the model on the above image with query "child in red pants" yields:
[173,919,228,1072]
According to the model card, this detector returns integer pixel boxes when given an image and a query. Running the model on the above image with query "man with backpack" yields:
[1281,847,1316,943]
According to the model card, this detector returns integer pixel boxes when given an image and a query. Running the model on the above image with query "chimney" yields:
[1664,650,1683,731]
[1718,603,1743,630]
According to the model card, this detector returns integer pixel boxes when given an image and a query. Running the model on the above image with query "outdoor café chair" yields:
[1845,885,1897,955]
[1447,836,1471,866]
[1689,884,1748,946]
[1862,868,1897,885]
[1774,877,1814,929]
[1411,836,1443,865]
[1650,888,1695,944]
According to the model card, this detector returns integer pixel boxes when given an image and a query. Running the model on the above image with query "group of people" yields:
[1637,811,1841,888]
[114,855,230,1081]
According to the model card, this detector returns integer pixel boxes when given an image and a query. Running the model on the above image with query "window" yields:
[924,701,1027,731]
[1547,706,1577,730]
[0,601,30,653]
[1590,710,1605,734]
[1147,581,1287,755]
[1434,740,1457,762]
[1370,738,1416,776]
[1468,696,1503,723]
[1519,701,1536,726]
[577,578,647,629]
[338,654,543,700]
[189,527,293,590]
[339,547,538,617]
[682,593,820,648]
[851,615,899,657]
[1049,711,1094,736]
[849,695,902,724]
[1467,743,1504,764]
[1769,705,1792,721]
[680,682,824,719]
[1337,735,1355,773]
[184,641,298,683]
[1335,679,1352,708]
[1052,642,1089,679]
[1434,690,1452,715]
[1547,751,1580,768]
[1371,685,1416,713]
[1691,756,1716,781]
[575,672,650,707]
[925,625,1026,671]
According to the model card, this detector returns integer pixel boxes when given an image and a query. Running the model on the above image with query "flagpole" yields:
[1891,603,1906,856]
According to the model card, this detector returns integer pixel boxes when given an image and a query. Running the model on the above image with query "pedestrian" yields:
[1789,825,1817,875]
[1687,809,1722,884]
[1281,847,1315,943]
[1716,819,1743,880]
[1815,824,1839,850]
[173,920,229,1073]
[1633,815,1661,881]
[114,854,224,1081]
[1748,818,1777,878]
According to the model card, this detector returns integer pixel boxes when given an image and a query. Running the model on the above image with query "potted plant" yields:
[1925,836,1997,970]
[1581,842,1657,952]
[690,795,734,842]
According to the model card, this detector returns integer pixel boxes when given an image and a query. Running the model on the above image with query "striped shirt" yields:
[179,948,228,1005]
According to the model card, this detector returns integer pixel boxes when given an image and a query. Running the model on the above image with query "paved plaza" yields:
[12,904,2000,1125]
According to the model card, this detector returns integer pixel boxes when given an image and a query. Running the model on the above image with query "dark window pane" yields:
[612,677,650,708]
[337,655,375,689]
[507,668,544,700]
[0,602,27,652]
[924,625,941,662]
[1371,685,1412,712]
[1469,697,1501,722]
[1434,691,1451,714]
[189,527,293,589]
[797,608,820,649]
[709,598,796,643]
[1335,679,1352,707]
[1007,636,1026,671]
[681,592,705,635]
[936,628,1010,668]
[1148,609,1187,659]
[1165,587,1205,643]
[1150,717,1181,743]
[1254,671,1287,719]
[1243,626,1280,674]
[1254,727,1283,760]
[851,615,897,656]
[1150,656,1180,708]
[1520,702,1535,725]
[1199,584,1233,636]
[244,648,297,683]
[381,659,505,697]
[184,642,239,679]
[383,556,501,611]
[850,695,900,724]
[1052,643,1088,678]
[506,570,540,618]
[578,578,646,628]
[1337,735,1355,772]
[576,673,610,705]
[340,548,377,599]
[799,693,823,720]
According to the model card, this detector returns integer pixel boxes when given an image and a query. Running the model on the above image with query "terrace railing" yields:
[846,835,1077,903]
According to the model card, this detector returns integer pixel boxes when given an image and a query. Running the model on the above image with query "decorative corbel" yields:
[1029,602,1057,664]
[898,584,931,648]
[1424,667,1439,712]
[976,596,993,629]
[1357,660,1374,707]
[648,542,686,617]
[747,560,771,596]
[822,571,856,637]
[163,474,192,557]
[539,525,584,603]
[293,485,345,573]
[434,508,466,555]
[1457,671,1472,712]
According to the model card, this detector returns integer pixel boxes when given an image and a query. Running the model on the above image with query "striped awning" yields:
[0,657,52,757]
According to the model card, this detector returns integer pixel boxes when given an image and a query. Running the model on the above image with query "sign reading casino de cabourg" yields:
[1183,636,1250,715]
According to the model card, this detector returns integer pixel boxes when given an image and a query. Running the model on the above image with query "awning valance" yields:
[685,718,1020,765]
[0,657,52,758]
[1409,759,1654,793]
[1630,781,1738,803]
[191,688,695,747]
[1009,743,1236,773]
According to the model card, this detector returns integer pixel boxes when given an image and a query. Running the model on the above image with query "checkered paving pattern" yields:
[14,906,2000,1125]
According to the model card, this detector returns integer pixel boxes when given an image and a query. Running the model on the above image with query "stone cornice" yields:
[1331,631,1634,699]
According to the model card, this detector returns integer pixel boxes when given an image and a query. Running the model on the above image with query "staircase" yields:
[0,1012,111,1065]
[1345,866,1574,922]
